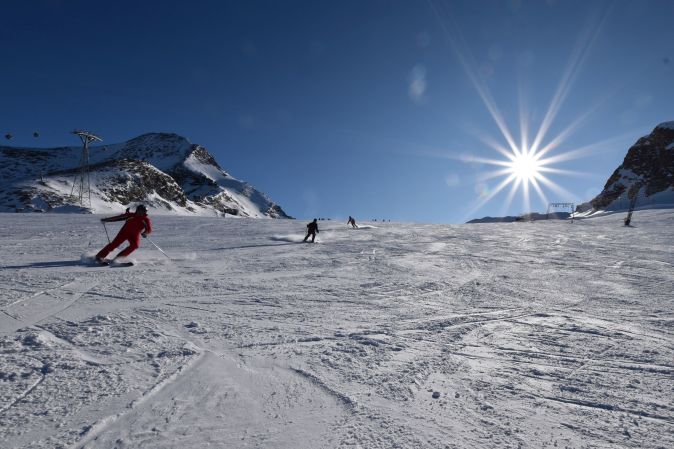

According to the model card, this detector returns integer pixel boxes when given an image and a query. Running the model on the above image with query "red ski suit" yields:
[96,212,152,259]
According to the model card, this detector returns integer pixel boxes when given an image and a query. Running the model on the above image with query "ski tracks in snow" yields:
[74,337,348,449]
[0,279,98,334]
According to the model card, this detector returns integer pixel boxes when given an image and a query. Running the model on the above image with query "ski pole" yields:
[147,237,172,260]
[102,222,111,243]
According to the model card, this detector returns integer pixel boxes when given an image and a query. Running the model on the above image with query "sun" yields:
[427,0,614,219]
[463,133,582,218]
[509,151,541,182]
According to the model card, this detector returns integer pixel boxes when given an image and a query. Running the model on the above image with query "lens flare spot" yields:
[475,182,490,197]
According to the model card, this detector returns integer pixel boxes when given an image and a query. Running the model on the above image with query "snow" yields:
[182,153,279,218]
[656,121,674,130]
[183,152,226,184]
[1,211,673,448]
[104,133,193,171]
[617,168,640,183]
[575,188,674,217]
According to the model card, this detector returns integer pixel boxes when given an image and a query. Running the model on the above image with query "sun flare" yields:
[462,124,591,219]
[509,151,541,182]
[427,0,615,219]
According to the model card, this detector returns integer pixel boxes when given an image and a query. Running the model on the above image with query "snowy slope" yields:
[1,212,673,448]
[0,133,291,218]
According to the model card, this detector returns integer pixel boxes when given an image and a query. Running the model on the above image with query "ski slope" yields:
[1,211,673,449]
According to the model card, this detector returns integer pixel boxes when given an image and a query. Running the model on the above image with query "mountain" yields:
[576,121,674,214]
[467,212,571,224]
[0,133,291,218]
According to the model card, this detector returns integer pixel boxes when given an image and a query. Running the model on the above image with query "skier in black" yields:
[347,216,358,228]
[303,218,319,243]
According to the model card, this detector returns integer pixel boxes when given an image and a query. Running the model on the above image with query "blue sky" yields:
[1,0,672,222]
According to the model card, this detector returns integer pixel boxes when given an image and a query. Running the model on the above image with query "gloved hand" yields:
[141,232,147,238]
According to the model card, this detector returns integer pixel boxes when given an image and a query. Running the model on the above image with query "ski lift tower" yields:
[547,202,575,222]
[70,130,102,207]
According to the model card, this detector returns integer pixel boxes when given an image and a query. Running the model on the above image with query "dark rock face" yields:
[585,122,674,211]
[98,160,189,209]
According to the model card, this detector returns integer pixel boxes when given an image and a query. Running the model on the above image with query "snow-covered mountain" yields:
[0,133,291,218]
[577,121,674,214]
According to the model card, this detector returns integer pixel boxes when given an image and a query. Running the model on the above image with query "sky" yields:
[1,0,673,223]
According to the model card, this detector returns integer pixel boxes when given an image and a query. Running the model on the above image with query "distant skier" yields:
[95,205,152,263]
[347,216,358,228]
[303,218,319,243]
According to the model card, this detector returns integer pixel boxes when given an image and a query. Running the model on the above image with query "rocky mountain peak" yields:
[110,133,193,171]
[579,121,674,212]
[655,121,674,131]
[186,145,223,171]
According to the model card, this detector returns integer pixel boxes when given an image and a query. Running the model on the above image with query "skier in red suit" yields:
[96,205,152,262]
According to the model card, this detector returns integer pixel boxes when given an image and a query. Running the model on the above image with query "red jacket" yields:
[103,212,152,236]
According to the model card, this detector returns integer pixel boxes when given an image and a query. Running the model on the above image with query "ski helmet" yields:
[136,205,147,213]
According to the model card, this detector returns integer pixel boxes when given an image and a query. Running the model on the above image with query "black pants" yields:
[303,231,316,242]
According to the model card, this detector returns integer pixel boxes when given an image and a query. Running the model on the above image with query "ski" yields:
[110,259,136,267]
[110,261,134,267]
[84,256,133,267]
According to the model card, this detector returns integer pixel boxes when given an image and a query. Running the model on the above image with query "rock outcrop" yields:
[577,122,674,213]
